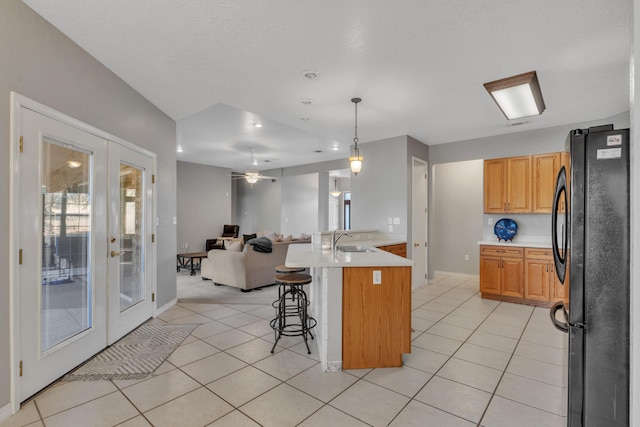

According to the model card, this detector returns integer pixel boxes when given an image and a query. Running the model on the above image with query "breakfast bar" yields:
[285,243,413,371]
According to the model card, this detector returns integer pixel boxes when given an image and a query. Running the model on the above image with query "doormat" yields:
[63,323,197,381]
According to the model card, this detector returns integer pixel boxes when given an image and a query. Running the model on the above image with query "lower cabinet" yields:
[480,245,567,306]
[377,243,407,258]
[479,246,524,297]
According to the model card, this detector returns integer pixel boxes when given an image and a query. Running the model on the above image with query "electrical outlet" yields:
[465,254,470,261]
[488,217,493,225]
[388,217,393,224]
[388,225,393,232]
[373,270,382,284]
[393,217,400,225]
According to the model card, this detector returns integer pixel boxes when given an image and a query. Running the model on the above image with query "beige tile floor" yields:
[1,274,568,427]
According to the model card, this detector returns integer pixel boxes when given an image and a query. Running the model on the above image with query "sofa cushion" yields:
[224,240,244,251]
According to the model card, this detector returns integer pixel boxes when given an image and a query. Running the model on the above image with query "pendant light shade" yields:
[349,97,363,175]
[330,178,342,197]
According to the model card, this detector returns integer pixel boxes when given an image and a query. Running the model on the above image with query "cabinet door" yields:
[480,256,501,294]
[550,261,569,302]
[484,159,507,213]
[501,257,524,297]
[532,153,561,213]
[507,156,532,213]
[524,259,550,301]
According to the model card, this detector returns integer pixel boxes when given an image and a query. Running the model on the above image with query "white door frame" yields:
[411,157,428,288]
[9,92,157,412]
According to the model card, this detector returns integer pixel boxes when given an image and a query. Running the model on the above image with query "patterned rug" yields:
[63,323,197,381]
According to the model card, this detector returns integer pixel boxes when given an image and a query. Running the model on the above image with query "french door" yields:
[16,104,154,401]
[107,143,154,344]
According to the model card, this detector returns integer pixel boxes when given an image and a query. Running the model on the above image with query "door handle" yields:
[110,250,121,257]
[414,243,420,247]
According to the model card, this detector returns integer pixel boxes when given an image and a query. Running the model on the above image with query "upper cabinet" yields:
[485,152,568,214]
[484,156,531,214]
[532,153,560,213]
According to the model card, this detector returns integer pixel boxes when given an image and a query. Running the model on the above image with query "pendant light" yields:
[348,97,363,175]
[330,178,342,197]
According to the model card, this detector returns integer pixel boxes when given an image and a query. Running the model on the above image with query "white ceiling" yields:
[23,0,630,172]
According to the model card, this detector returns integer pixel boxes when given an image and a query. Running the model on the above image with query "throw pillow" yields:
[243,233,257,243]
[283,235,293,242]
[226,241,244,252]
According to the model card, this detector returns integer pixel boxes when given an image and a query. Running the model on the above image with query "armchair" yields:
[205,224,240,251]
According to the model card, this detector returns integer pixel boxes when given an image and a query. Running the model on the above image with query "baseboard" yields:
[0,402,13,424]
[434,271,479,280]
[155,297,177,317]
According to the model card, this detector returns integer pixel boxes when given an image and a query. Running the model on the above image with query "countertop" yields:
[477,239,552,249]
[286,243,414,268]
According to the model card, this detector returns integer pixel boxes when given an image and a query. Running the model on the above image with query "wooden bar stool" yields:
[275,264,305,274]
[270,273,316,354]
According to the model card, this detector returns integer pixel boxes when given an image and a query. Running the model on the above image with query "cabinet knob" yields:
[110,250,121,257]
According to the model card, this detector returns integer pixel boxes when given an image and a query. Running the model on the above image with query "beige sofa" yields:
[201,239,309,291]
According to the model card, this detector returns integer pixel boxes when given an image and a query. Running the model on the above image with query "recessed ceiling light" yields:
[299,116,310,121]
[300,98,315,105]
[302,70,319,80]
[253,123,263,128]
[331,144,340,151]
[176,147,183,153]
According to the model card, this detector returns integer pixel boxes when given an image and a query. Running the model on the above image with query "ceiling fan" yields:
[230,148,278,184]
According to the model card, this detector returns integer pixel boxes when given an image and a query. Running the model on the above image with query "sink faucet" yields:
[331,230,352,251]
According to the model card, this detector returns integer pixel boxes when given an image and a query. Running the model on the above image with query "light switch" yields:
[373,270,382,284]
[393,217,400,225]
[172,216,177,225]
[388,217,393,224]
[388,225,393,232]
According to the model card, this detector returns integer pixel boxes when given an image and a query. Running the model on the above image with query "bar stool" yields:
[275,265,305,299]
[270,273,316,354]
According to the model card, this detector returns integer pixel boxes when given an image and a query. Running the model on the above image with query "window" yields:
[343,191,351,230]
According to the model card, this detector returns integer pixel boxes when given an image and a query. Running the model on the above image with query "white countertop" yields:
[477,240,552,249]
[286,243,414,268]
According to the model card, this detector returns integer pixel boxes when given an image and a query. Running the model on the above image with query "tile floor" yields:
[1,274,568,427]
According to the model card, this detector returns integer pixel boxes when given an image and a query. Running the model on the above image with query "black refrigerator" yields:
[550,125,630,426]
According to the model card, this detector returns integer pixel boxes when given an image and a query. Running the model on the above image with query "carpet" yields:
[177,272,280,305]
[63,323,197,381]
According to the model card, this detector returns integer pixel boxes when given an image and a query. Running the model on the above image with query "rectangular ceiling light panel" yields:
[484,71,545,120]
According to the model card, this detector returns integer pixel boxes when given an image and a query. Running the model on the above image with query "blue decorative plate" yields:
[494,218,518,241]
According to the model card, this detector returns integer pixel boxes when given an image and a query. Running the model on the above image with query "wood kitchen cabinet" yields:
[377,243,406,257]
[480,245,568,306]
[479,246,524,298]
[532,152,570,213]
[524,248,568,303]
[484,156,532,214]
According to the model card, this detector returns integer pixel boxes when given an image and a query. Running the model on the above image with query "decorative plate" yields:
[494,218,518,241]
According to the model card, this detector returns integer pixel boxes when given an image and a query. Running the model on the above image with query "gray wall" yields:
[427,112,631,279]
[351,136,409,234]
[177,162,232,251]
[236,176,282,235]
[432,160,484,275]
[0,0,177,409]
[281,173,319,236]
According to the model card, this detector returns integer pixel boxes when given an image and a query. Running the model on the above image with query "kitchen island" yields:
[285,243,413,371]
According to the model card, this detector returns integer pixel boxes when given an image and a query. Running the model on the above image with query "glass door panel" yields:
[119,163,145,312]
[41,141,92,351]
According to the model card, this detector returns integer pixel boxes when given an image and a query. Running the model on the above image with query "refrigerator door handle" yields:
[550,301,569,332]
[552,166,568,284]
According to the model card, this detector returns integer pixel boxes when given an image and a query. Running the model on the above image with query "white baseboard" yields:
[155,297,177,317]
[434,271,479,280]
[0,402,13,424]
